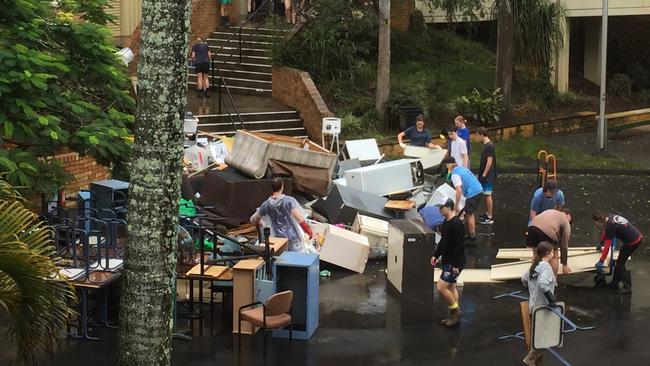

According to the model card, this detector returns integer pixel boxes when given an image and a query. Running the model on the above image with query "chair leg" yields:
[263,329,267,356]
[289,323,293,341]
[238,317,242,354]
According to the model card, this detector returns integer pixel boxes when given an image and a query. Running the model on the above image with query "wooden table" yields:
[71,271,121,340]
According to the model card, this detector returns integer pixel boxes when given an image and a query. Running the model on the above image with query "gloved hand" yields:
[595,261,604,271]
[299,220,313,239]
[399,142,407,149]
[543,290,557,307]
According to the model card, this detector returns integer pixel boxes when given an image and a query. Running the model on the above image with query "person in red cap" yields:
[592,212,644,294]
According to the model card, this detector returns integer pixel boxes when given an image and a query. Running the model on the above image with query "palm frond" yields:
[0,181,77,364]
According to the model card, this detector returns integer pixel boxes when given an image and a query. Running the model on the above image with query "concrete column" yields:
[551,16,570,92]
[584,17,602,85]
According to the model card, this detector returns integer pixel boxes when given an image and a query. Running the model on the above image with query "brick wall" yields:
[121,0,220,77]
[49,150,112,207]
[272,66,334,142]
[391,0,415,32]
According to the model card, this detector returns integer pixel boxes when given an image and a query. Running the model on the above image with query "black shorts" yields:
[526,226,555,247]
[195,62,210,74]
[463,194,482,214]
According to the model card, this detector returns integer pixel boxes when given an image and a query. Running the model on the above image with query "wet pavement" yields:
[2,173,649,366]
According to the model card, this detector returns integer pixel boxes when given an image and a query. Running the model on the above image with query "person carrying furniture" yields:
[441,156,483,243]
[526,208,573,275]
[592,211,644,294]
[250,178,312,252]
[397,114,441,149]
[521,241,557,365]
[430,198,466,328]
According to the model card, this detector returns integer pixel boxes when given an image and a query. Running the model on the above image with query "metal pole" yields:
[597,0,608,150]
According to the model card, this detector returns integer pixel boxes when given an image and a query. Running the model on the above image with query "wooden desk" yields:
[185,264,229,280]
[71,271,121,340]
[256,237,288,255]
[233,258,266,334]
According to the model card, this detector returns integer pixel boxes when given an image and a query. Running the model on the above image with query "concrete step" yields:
[187,82,271,97]
[212,60,272,73]
[199,119,303,131]
[188,73,271,90]
[214,26,289,37]
[213,53,272,66]
[197,110,299,123]
[208,45,270,58]
[199,125,307,137]
[216,68,272,82]
[207,38,274,50]
[210,30,285,43]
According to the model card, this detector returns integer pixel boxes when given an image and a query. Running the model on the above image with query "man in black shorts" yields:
[526,208,572,275]
[431,198,466,328]
[441,156,483,243]
[190,37,213,98]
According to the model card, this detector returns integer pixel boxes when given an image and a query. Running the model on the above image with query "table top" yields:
[72,271,121,289]
[385,200,416,210]
[185,264,232,280]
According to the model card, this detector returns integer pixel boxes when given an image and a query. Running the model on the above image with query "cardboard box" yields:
[320,224,370,273]
[352,214,389,260]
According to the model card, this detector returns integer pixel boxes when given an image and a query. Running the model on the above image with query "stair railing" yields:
[209,0,275,131]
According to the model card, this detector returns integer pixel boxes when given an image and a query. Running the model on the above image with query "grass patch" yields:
[470,137,641,170]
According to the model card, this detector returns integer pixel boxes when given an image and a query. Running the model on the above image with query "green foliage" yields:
[455,88,504,126]
[0,178,77,364]
[512,0,565,71]
[425,0,485,23]
[408,10,427,34]
[387,78,429,122]
[608,73,634,100]
[271,0,378,82]
[0,0,134,196]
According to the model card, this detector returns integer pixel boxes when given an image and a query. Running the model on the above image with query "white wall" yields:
[416,0,650,23]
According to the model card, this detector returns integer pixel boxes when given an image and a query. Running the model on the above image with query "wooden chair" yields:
[238,290,293,354]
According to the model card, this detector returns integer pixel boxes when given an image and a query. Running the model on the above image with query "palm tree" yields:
[0,178,76,364]
[512,0,565,71]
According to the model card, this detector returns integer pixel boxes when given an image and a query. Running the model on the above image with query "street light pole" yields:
[597,0,608,150]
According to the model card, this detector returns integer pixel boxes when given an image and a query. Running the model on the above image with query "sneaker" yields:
[465,235,476,245]
[444,309,463,327]
[479,216,494,225]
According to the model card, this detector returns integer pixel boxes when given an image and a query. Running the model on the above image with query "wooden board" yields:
[433,268,504,286]
[385,200,416,210]
[185,264,228,279]
[491,252,605,280]
[496,247,619,260]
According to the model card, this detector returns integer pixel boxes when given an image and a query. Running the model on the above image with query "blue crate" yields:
[272,252,319,340]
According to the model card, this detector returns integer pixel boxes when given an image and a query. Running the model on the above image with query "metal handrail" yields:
[209,0,274,132]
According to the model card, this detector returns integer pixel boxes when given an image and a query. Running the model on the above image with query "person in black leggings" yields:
[592,212,644,294]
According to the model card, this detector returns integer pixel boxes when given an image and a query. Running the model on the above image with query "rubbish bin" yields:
[398,107,423,130]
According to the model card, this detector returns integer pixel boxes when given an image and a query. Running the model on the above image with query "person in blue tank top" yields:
[441,156,483,243]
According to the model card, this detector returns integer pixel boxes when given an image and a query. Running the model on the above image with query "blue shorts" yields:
[481,181,493,195]
[440,264,462,284]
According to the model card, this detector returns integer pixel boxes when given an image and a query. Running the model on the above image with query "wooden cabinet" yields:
[232,258,265,334]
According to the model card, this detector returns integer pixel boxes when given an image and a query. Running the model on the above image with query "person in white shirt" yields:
[445,125,469,168]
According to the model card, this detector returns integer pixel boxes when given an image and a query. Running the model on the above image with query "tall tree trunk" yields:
[495,0,514,110]
[376,0,391,125]
[119,0,190,365]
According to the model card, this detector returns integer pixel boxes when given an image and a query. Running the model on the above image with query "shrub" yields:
[454,88,504,126]
[608,73,633,100]
[271,0,377,82]
[408,10,427,34]
[386,79,429,125]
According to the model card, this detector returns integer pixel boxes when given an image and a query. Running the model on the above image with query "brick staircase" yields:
[187,25,307,137]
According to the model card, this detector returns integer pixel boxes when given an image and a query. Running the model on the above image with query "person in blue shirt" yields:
[441,156,483,243]
[529,180,565,223]
[454,115,471,158]
[398,114,441,149]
